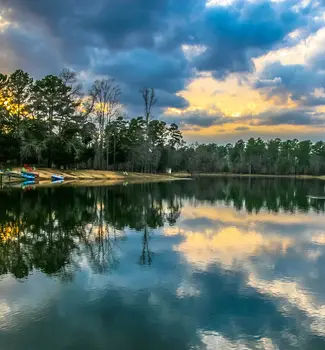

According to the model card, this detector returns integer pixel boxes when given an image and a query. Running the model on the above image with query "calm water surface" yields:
[1,178,325,349]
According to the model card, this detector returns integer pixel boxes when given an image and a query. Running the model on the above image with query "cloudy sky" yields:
[0,0,325,142]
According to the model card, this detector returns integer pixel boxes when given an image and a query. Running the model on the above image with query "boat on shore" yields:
[22,165,39,178]
[21,172,36,180]
[51,175,64,182]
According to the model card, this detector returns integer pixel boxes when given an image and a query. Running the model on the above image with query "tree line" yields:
[0,69,183,172]
[184,138,325,175]
[1,69,325,175]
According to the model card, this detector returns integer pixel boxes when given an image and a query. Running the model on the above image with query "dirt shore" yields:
[12,168,187,182]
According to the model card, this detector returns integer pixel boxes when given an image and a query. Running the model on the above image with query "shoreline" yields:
[3,169,325,186]
[2,168,189,185]
[174,172,325,181]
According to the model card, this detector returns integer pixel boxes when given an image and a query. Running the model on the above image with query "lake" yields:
[1,177,325,349]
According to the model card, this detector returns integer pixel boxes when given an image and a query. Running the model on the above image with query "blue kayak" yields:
[21,172,35,180]
[52,175,64,181]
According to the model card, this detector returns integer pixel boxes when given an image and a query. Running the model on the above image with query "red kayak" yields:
[23,165,39,178]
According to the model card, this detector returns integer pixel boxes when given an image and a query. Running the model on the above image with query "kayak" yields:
[21,171,39,178]
[21,172,35,180]
[52,175,64,181]
[22,165,39,178]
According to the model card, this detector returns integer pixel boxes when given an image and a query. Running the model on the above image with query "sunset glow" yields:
[0,0,325,142]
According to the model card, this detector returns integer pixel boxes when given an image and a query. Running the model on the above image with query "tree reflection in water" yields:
[1,177,325,278]
[140,226,152,266]
[0,182,183,278]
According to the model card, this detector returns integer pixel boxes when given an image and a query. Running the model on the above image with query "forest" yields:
[1,69,325,175]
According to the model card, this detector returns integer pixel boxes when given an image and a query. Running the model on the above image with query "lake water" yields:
[1,177,325,349]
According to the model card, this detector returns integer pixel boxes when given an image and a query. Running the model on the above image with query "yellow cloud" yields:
[163,29,325,140]
[180,205,325,226]
[172,226,293,270]
[164,205,325,270]
[312,234,325,245]
[182,122,325,140]
[172,73,288,118]
[163,70,311,141]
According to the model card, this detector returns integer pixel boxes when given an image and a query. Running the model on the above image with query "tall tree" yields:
[141,88,157,172]
[90,79,121,169]
[31,75,79,167]
[245,138,266,174]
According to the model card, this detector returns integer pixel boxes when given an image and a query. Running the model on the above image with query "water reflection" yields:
[1,178,325,349]
[0,184,182,278]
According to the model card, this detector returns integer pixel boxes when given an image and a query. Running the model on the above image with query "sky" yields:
[0,0,325,143]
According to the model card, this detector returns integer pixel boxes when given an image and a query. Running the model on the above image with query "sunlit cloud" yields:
[170,226,293,270]
[174,73,283,117]
[163,21,325,141]
[164,204,325,274]
[311,234,325,245]
[180,205,325,226]
[167,201,325,339]
[0,9,15,33]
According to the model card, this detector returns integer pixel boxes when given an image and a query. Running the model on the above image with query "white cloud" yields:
[205,0,237,8]
[182,44,207,61]
[199,330,278,350]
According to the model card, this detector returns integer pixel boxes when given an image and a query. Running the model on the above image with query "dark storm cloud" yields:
[0,0,199,105]
[255,60,325,106]
[95,48,191,93]
[0,27,62,77]
[254,8,325,109]
[0,0,199,66]
[193,0,307,78]
[255,62,315,100]
[120,85,189,116]
[163,111,228,128]
[0,0,321,114]
[165,108,325,130]
[256,109,325,126]
[163,107,325,130]
[85,0,202,50]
